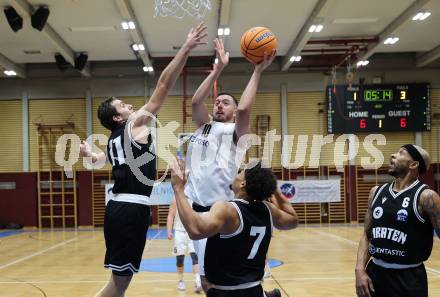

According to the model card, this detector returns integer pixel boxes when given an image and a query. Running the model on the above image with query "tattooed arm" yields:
[419,189,440,238]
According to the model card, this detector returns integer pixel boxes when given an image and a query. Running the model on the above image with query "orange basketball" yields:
[240,27,277,64]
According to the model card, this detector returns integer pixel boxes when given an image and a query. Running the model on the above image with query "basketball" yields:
[240,27,277,64]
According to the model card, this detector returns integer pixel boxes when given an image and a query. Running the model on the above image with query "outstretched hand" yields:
[255,49,276,73]
[184,22,208,50]
[213,38,229,71]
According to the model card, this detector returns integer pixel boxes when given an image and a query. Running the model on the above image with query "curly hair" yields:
[244,162,277,201]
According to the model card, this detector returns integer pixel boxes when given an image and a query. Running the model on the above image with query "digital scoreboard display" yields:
[327,83,431,133]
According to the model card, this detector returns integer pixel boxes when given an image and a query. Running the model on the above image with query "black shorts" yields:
[366,261,428,297]
[207,285,264,297]
[104,200,150,276]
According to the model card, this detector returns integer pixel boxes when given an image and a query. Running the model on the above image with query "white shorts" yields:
[193,237,207,275]
[174,230,195,256]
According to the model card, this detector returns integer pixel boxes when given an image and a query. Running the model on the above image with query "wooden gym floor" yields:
[0,225,439,297]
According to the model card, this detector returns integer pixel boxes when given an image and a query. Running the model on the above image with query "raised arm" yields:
[132,23,208,130]
[234,50,276,140]
[419,188,440,239]
[166,199,177,240]
[265,188,298,230]
[192,38,229,127]
[170,160,238,240]
[355,186,377,297]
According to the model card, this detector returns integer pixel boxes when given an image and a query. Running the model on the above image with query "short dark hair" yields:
[217,92,238,106]
[244,162,277,201]
[97,96,119,131]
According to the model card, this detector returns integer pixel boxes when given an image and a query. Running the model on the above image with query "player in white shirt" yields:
[167,198,202,293]
[184,38,276,292]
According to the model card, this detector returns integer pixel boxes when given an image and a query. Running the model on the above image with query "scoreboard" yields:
[327,83,431,133]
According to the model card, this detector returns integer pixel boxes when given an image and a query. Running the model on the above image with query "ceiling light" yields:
[143,66,153,72]
[217,28,224,36]
[412,11,431,21]
[143,66,148,72]
[131,44,144,51]
[122,21,136,30]
[309,24,324,33]
[412,12,423,21]
[223,27,230,35]
[214,58,218,64]
[384,37,399,45]
[148,66,153,72]
[420,12,431,20]
[289,56,302,62]
[357,60,369,67]
[3,70,17,76]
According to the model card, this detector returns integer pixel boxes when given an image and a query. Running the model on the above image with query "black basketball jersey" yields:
[204,199,273,286]
[107,122,156,198]
[368,180,433,265]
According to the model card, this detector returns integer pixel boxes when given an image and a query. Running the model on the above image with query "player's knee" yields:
[176,255,185,267]
[190,252,198,265]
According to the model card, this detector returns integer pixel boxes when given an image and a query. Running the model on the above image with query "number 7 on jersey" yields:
[247,226,266,259]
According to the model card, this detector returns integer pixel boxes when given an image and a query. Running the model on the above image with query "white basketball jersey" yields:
[184,121,242,206]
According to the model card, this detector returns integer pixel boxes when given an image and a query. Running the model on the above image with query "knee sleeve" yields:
[176,255,185,267]
[190,252,198,265]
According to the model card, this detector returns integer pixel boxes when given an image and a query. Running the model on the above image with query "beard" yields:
[213,114,226,122]
[388,164,408,178]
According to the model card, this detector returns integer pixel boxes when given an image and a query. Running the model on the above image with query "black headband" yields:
[402,144,427,174]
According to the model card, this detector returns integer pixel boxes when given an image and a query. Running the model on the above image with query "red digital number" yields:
[360,119,366,129]
[400,118,407,128]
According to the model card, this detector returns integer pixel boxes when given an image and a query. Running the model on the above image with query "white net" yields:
[154,0,211,19]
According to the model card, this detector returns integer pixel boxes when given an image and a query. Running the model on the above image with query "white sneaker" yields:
[178,280,186,291]
[194,273,202,293]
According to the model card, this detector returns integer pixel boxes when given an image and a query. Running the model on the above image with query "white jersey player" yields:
[183,38,276,292]
[167,198,202,293]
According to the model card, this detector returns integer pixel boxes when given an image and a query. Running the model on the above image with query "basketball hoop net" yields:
[154,0,212,19]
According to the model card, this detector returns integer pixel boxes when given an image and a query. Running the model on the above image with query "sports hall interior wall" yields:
[0,65,439,227]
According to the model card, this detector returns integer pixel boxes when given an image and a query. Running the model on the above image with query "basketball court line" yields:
[0,237,77,270]
[310,229,440,276]
[5,275,439,285]
[91,229,163,297]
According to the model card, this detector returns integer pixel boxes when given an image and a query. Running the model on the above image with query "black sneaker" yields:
[264,288,281,297]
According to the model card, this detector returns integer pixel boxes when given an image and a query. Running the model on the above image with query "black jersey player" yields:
[80,23,208,297]
[171,160,298,297]
[355,144,440,297]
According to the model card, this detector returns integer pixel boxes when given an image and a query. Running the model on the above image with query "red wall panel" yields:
[78,171,93,226]
[0,173,37,227]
